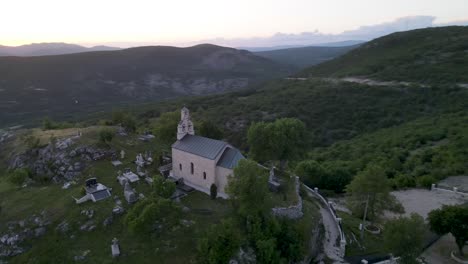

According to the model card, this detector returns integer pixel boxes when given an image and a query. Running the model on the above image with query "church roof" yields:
[216,147,245,169]
[172,135,228,160]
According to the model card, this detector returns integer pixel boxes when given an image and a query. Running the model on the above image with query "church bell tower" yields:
[177,106,195,140]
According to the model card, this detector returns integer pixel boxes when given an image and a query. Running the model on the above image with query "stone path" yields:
[306,190,347,263]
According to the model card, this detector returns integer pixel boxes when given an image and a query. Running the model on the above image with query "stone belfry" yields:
[177,106,195,140]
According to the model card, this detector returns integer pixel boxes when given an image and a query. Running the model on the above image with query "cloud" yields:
[189,16,466,48]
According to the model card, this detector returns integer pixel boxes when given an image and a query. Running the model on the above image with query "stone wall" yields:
[271,176,304,219]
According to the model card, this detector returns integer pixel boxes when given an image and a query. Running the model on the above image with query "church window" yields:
[179,163,182,171]
[191,162,194,174]
[203,172,206,180]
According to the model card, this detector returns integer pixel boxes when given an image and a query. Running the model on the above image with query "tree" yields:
[383,213,426,264]
[99,128,114,145]
[112,111,137,132]
[152,111,180,144]
[125,198,181,234]
[42,117,56,130]
[345,164,397,221]
[295,160,327,188]
[248,118,307,170]
[152,176,176,199]
[428,205,468,257]
[226,159,271,221]
[197,219,241,264]
[210,184,217,200]
[198,121,223,140]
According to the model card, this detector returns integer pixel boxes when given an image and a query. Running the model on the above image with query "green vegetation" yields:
[248,118,307,170]
[255,44,359,68]
[306,26,468,83]
[196,159,312,263]
[428,205,468,257]
[7,168,30,186]
[197,121,224,140]
[152,176,176,199]
[125,197,181,235]
[151,111,180,145]
[295,160,353,193]
[345,164,401,221]
[209,183,217,200]
[309,112,468,191]
[197,219,241,264]
[383,213,426,264]
[227,159,271,219]
[98,128,113,145]
[0,44,290,128]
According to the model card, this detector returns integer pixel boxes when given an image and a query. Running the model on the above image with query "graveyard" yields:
[0,125,317,263]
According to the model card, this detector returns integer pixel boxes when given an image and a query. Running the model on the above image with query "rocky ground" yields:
[8,136,115,183]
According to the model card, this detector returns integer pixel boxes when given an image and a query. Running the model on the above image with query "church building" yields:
[171,107,244,198]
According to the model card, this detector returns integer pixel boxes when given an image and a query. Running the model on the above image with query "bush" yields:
[99,128,114,144]
[8,168,30,186]
[210,184,217,200]
[417,175,436,189]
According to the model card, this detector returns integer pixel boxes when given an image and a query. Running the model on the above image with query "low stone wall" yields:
[271,176,304,219]
[431,184,468,196]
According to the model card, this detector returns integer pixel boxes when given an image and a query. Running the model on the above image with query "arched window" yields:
[191,162,194,174]
[203,172,206,180]
[179,164,182,171]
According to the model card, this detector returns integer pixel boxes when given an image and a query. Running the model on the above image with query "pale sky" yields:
[1,0,467,47]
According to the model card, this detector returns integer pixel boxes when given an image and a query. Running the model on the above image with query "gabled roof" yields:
[172,135,227,160]
[216,147,245,169]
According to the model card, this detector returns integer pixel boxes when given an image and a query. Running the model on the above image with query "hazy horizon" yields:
[1,0,467,48]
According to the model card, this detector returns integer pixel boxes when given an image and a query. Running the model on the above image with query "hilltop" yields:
[304,26,468,83]
[0,44,290,127]
[255,44,360,68]
[0,43,119,57]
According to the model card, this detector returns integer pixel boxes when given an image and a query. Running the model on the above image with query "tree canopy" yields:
[152,111,180,145]
[383,213,426,264]
[345,164,401,221]
[198,120,224,140]
[226,159,271,220]
[428,205,468,256]
[248,118,307,169]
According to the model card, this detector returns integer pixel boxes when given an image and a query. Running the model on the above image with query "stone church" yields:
[171,107,244,198]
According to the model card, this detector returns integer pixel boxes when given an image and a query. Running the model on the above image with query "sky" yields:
[1,0,467,47]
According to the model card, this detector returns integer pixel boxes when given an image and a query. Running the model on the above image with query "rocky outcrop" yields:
[0,211,50,258]
[8,136,115,183]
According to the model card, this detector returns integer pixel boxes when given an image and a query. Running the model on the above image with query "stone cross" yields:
[120,150,125,160]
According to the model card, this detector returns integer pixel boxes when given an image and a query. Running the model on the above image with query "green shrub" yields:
[8,168,30,186]
[417,175,436,189]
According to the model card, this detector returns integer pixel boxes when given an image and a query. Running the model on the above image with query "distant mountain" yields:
[194,16,468,48]
[242,40,365,52]
[304,26,468,83]
[0,44,290,126]
[0,43,120,57]
[254,44,360,68]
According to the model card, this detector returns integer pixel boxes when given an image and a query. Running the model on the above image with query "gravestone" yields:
[111,238,120,257]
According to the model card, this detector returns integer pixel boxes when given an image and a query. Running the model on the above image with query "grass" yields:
[0,126,323,263]
[0,126,234,263]
[268,170,299,207]
[336,211,386,257]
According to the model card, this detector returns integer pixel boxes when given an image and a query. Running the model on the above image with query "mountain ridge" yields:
[0,42,120,57]
[0,44,290,126]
